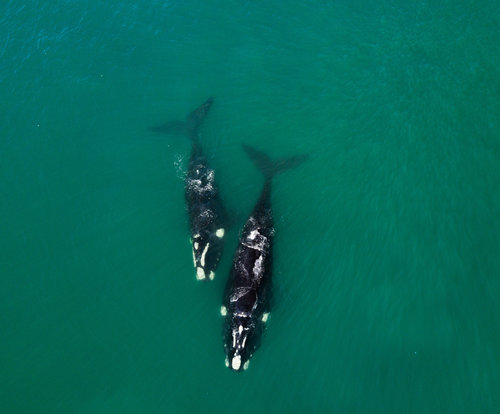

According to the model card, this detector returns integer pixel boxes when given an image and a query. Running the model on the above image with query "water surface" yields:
[1,1,499,413]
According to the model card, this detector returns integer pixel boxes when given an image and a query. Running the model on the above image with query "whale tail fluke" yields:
[186,97,214,137]
[242,144,308,180]
[149,97,214,139]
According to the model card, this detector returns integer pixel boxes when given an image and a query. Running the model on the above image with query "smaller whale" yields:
[151,98,226,281]
[221,144,307,371]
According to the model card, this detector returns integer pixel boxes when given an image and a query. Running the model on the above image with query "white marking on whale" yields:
[248,229,259,240]
[253,255,264,278]
[200,243,209,267]
[196,267,205,280]
[232,355,241,370]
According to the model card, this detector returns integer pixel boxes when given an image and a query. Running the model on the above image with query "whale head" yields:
[191,232,223,281]
[223,316,256,371]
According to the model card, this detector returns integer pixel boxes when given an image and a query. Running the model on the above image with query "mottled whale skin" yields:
[152,98,226,281]
[221,145,307,371]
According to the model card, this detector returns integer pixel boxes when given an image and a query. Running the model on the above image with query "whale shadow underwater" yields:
[151,98,227,281]
[221,144,307,371]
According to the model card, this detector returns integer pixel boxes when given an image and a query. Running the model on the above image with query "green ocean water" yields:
[1,0,499,412]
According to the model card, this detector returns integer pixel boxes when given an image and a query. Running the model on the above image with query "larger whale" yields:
[151,98,226,281]
[221,144,307,370]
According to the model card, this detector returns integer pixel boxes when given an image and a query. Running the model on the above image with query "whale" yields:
[151,98,226,281]
[221,144,307,370]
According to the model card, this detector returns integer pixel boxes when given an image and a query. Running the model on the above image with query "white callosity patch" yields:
[248,229,259,240]
[253,254,264,279]
[194,242,199,250]
[238,325,243,334]
[230,287,254,303]
[192,248,197,267]
[220,306,227,316]
[200,243,209,267]
[243,360,250,370]
[209,271,215,280]
[187,168,215,195]
[215,228,225,238]
[225,357,229,367]
[262,312,270,323]
[196,267,205,280]
[231,355,242,370]
[242,222,268,252]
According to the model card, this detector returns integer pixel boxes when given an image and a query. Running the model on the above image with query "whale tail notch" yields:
[242,144,308,180]
[149,97,214,139]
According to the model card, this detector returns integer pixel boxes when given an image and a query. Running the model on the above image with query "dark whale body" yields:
[152,98,226,281]
[221,145,307,370]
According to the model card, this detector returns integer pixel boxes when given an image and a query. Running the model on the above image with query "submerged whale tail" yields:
[149,97,214,139]
[242,144,308,180]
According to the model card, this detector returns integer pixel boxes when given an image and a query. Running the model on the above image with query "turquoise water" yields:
[1,1,499,412]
